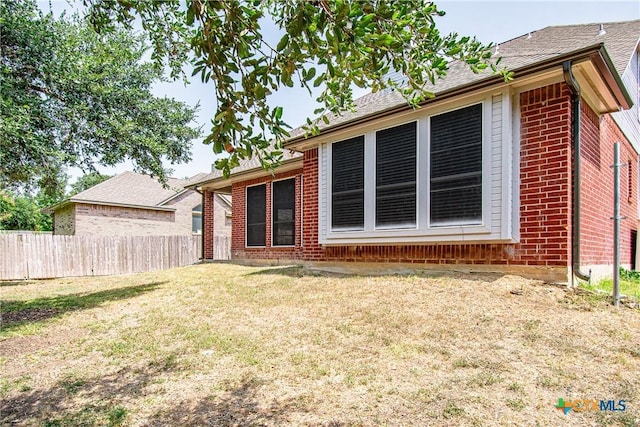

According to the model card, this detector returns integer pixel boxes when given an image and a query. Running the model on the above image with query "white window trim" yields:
[245,182,266,248]
[271,177,296,248]
[319,91,518,245]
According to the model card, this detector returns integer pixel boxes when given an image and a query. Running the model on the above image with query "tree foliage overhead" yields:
[0,0,200,195]
[86,0,509,177]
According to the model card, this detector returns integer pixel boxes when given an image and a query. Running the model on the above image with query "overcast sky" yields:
[39,0,639,181]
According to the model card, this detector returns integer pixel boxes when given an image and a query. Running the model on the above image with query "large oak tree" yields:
[0,0,200,195]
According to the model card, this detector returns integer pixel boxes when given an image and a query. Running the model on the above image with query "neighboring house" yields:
[191,20,640,283]
[49,171,210,236]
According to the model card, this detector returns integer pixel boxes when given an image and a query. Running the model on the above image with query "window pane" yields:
[273,178,295,246]
[376,122,416,227]
[246,184,266,246]
[192,214,202,234]
[332,136,365,229]
[430,104,483,225]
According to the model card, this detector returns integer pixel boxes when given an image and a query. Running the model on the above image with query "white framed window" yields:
[376,121,417,229]
[318,91,517,245]
[429,104,483,226]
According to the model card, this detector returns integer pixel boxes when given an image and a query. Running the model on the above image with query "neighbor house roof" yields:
[49,171,207,212]
[191,19,639,190]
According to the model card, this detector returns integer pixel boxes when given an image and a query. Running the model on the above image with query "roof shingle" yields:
[70,171,202,207]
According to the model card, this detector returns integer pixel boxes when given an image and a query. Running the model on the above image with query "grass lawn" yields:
[1,264,639,426]
[584,270,640,301]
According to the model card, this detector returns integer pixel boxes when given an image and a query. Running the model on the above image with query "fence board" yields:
[0,234,200,280]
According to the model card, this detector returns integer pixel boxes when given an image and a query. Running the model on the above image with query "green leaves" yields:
[83,0,506,178]
[1,0,199,194]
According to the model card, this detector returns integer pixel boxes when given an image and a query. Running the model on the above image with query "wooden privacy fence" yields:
[214,235,231,260]
[0,234,202,280]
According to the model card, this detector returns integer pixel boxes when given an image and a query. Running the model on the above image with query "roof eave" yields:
[589,47,634,110]
[284,43,633,151]
[192,156,304,192]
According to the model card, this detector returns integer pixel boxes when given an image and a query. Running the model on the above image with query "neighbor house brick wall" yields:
[53,203,75,235]
[70,190,202,236]
[214,195,231,239]
[163,191,203,236]
[580,103,638,267]
[229,170,303,260]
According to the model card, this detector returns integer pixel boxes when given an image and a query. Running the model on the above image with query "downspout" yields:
[562,61,591,283]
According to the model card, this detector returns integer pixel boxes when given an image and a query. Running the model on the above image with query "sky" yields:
[39,0,640,182]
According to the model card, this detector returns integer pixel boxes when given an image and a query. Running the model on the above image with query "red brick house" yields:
[191,20,640,283]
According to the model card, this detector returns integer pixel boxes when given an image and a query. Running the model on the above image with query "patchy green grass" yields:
[1,265,639,426]
[583,268,640,301]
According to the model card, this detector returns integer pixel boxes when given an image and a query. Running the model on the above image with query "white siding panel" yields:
[491,95,503,234]
[319,144,328,242]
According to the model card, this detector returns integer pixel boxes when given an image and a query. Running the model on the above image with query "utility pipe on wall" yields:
[562,60,592,284]
[613,142,621,307]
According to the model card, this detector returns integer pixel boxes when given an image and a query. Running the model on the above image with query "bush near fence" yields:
[0,234,203,280]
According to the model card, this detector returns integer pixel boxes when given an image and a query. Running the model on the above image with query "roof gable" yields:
[68,171,200,208]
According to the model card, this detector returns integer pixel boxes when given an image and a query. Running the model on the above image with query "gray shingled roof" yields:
[69,171,205,208]
[285,19,639,139]
[193,148,302,186]
[191,19,639,187]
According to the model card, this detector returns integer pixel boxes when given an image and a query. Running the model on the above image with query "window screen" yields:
[430,104,483,225]
[272,179,295,246]
[376,122,417,227]
[246,184,266,246]
[332,136,365,229]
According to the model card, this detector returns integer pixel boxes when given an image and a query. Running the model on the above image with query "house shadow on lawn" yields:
[244,265,353,279]
[0,281,166,333]
[0,355,178,425]
[244,264,509,282]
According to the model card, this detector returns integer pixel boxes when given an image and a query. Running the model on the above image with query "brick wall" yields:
[53,203,75,235]
[296,84,572,271]
[215,82,637,279]
[229,170,304,260]
[581,103,638,268]
[71,190,201,236]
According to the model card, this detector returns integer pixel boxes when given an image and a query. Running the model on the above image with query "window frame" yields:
[271,177,296,247]
[319,93,510,245]
[245,183,266,248]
